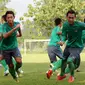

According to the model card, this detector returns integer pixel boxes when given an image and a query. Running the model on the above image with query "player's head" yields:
[1,15,6,23]
[5,11,15,24]
[66,10,76,24]
[55,18,62,27]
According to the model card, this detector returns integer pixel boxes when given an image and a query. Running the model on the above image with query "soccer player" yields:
[1,14,23,76]
[57,10,85,83]
[1,11,22,82]
[76,18,85,72]
[0,15,9,76]
[46,18,64,78]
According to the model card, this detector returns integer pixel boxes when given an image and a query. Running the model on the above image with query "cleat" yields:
[68,76,74,83]
[0,64,2,67]
[18,69,24,74]
[46,69,53,79]
[16,71,23,77]
[15,72,19,78]
[57,74,66,80]
[76,69,80,72]
[4,70,9,76]
[14,78,19,83]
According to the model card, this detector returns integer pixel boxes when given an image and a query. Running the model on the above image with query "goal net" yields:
[24,39,50,55]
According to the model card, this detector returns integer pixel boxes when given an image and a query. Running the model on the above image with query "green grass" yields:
[0,53,85,85]
[22,53,85,63]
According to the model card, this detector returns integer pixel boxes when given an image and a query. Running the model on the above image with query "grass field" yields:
[0,53,85,85]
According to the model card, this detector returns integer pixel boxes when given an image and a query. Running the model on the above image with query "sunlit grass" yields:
[0,53,85,85]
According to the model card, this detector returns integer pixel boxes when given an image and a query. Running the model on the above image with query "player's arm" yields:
[80,22,85,30]
[57,41,64,46]
[57,32,62,35]
[53,27,63,46]
[17,27,22,37]
[3,24,20,38]
[56,23,67,45]
[61,24,67,44]
[0,33,3,40]
[56,27,62,35]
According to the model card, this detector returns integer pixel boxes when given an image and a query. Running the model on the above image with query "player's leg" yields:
[3,50,18,82]
[65,47,82,74]
[12,47,22,77]
[46,46,57,79]
[52,46,65,71]
[76,47,83,72]
[46,46,63,79]
[46,59,62,79]
[0,51,9,76]
[57,47,69,80]
[12,57,23,74]
[52,59,62,72]
[47,46,57,64]
[12,57,16,68]
[64,56,80,74]
[67,48,81,83]
[0,59,9,76]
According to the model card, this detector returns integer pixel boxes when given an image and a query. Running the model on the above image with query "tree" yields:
[0,0,11,17]
[21,0,85,39]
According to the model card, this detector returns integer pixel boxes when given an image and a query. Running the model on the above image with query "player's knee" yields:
[0,55,3,60]
[15,58,22,63]
[16,62,22,68]
[8,63,14,68]
[0,57,2,60]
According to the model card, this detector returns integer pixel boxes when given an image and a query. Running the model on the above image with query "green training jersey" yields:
[0,24,3,50]
[82,30,85,43]
[48,26,62,46]
[1,22,20,50]
[62,21,85,48]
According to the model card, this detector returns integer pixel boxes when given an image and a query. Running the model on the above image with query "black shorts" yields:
[3,47,22,64]
[63,46,82,68]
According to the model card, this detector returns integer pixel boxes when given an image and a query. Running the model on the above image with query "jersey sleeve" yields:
[15,22,20,31]
[2,24,7,34]
[56,27,62,33]
[0,25,3,37]
[52,27,61,43]
[79,22,85,30]
[62,24,67,42]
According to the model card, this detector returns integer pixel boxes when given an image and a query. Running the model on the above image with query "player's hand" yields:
[0,36,2,40]
[57,41,64,46]
[14,24,20,30]
[57,32,62,35]
[0,33,3,40]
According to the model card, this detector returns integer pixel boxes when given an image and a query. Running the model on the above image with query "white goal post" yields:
[24,39,50,55]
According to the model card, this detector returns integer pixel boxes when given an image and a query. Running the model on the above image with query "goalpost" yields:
[24,39,50,55]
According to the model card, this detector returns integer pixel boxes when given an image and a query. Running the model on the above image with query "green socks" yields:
[52,59,62,71]
[15,62,22,72]
[67,57,75,76]
[9,64,16,79]
[60,59,67,76]
[0,59,8,71]
[65,66,70,74]
[12,58,16,68]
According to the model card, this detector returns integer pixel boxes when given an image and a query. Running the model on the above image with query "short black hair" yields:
[5,11,15,17]
[55,18,62,26]
[66,10,76,17]
[2,15,6,22]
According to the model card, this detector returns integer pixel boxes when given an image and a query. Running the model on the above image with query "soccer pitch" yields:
[0,53,85,85]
